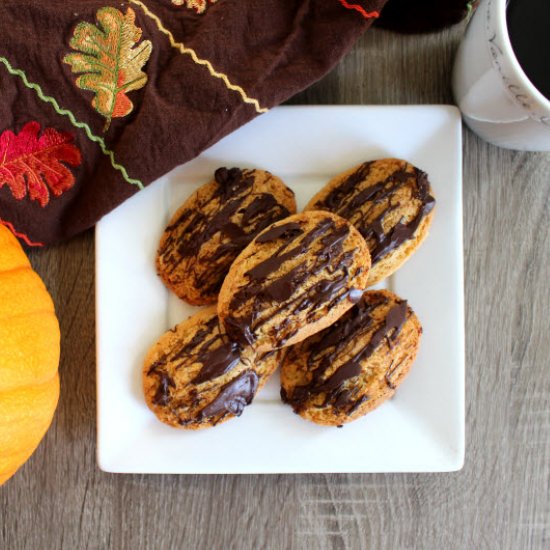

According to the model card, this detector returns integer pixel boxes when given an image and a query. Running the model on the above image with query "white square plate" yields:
[96,105,464,473]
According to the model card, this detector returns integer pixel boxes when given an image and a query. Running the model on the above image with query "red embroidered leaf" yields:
[0,121,81,207]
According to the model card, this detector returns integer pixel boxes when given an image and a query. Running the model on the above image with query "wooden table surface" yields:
[2,21,550,550]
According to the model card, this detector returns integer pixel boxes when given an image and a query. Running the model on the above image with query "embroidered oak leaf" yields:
[172,0,218,14]
[63,7,152,131]
[0,122,81,207]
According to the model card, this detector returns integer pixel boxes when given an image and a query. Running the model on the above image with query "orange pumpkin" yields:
[0,226,60,485]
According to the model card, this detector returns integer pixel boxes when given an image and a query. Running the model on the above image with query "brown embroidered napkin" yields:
[0,0,387,245]
[0,0,473,246]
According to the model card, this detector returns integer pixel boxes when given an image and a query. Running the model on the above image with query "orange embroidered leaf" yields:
[63,7,152,131]
[171,0,218,14]
[0,122,81,207]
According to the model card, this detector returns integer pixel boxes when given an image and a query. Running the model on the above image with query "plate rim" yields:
[95,104,465,474]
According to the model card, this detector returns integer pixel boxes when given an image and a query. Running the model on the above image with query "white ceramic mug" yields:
[452,0,550,151]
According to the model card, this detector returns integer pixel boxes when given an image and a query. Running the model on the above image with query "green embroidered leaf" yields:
[63,7,152,131]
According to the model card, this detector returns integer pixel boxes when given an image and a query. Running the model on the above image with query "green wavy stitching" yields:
[0,55,143,190]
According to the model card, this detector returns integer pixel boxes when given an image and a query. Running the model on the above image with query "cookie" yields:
[280,290,421,426]
[305,159,435,286]
[143,306,282,429]
[156,167,296,305]
[218,211,371,353]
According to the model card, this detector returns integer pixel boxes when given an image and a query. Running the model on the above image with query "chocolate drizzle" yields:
[313,162,435,265]
[199,370,259,420]
[158,167,293,298]
[385,359,405,390]
[226,217,362,347]
[147,314,243,411]
[152,371,175,406]
[347,394,369,415]
[284,294,409,414]
[192,341,240,384]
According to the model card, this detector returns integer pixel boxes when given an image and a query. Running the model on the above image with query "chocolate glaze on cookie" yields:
[309,160,435,265]
[147,315,241,406]
[283,294,407,414]
[157,167,296,304]
[198,370,258,420]
[220,213,370,350]
[143,308,281,429]
[280,290,421,426]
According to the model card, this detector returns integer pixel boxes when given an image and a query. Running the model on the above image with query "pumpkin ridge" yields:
[0,265,38,276]
[0,308,56,323]
[0,373,59,413]
[0,311,59,392]
[0,371,59,394]
[0,270,55,321]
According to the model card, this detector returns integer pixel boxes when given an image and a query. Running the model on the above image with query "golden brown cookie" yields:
[280,290,421,426]
[157,167,296,305]
[305,159,435,286]
[218,211,371,353]
[143,307,282,429]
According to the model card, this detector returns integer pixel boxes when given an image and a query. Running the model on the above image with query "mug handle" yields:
[457,67,529,123]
